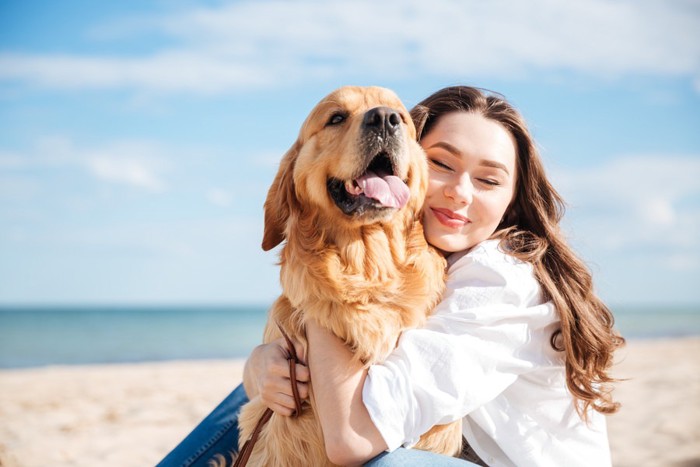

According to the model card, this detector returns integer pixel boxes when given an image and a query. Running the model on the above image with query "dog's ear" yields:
[262,141,300,251]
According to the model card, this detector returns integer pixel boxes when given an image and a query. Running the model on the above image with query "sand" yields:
[607,337,700,467]
[0,338,698,467]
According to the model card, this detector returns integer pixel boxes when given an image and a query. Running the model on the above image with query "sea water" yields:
[0,304,698,368]
[0,306,268,368]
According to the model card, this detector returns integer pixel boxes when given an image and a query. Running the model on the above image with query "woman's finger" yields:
[291,338,307,364]
[296,381,309,400]
[267,402,295,417]
[261,390,298,412]
[261,372,294,397]
[294,363,310,383]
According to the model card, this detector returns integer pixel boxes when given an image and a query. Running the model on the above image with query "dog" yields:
[235,86,462,466]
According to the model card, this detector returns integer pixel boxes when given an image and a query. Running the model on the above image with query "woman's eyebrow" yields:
[426,141,462,156]
[480,160,510,175]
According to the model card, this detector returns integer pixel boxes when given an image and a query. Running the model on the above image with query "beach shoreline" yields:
[1,337,698,466]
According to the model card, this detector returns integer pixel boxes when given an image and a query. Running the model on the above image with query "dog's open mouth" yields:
[327,153,410,216]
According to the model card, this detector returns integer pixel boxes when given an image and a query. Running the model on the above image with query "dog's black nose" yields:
[362,107,401,135]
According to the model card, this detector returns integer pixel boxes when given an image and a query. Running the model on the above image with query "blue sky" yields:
[1,0,699,307]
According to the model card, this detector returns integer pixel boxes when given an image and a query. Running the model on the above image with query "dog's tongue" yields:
[357,171,410,209]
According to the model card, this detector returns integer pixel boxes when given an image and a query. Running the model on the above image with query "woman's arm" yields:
[243,337,310,416]
[309,243,554,461]
[306,320,388,466]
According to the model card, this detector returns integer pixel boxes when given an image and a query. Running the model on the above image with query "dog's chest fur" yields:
[279,218,445,365]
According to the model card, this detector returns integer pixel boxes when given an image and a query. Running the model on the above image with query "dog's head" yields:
[262,86,428,251]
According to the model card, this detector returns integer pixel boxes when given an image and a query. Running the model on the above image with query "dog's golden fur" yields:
[236,86,462,466]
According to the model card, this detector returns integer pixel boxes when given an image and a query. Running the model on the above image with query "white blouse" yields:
[362,240,611,467]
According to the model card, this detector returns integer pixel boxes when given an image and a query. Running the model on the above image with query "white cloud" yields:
[0,0,698,94]
[206,188,233,207]
[642,198,676,227]
[251,151,289,169]
[82,141,168,192]
[663,254,699,272]
[553,154,700,203]
[547,154,700,304]
[0,52,275,94]
[0,151,26,169]
[0,138,169,193]
[0,176,40,199]
[552,154,700,254]
[86,155,165,192]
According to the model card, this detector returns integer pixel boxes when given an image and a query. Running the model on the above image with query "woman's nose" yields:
[444,175,473,205]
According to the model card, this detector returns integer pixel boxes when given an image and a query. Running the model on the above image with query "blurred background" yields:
[1,0,699,367]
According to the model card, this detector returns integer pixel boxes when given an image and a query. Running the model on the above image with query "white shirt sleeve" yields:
[362,240,560,451]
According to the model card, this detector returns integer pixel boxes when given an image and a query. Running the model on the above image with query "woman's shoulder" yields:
[448,239,529,273]
[445,239,542,307]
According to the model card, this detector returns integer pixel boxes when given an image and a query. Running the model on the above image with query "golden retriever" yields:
[235,86,462,466]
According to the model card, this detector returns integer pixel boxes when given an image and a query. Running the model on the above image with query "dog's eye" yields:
[327,112,347,126]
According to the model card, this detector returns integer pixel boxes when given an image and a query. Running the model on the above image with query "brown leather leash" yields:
[233,323,304,467]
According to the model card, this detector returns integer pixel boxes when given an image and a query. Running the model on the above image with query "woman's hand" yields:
[242,337,310,416]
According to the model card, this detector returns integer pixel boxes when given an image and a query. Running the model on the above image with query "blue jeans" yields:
[366,449,478,466]
[157,383,477,466]
[157,384,248,467]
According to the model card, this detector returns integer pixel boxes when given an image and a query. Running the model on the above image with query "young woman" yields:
[158,86,624,467]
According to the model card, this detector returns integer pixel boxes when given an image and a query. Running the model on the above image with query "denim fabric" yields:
[157,383,480,467]
[157,384,248,467]
[365,448,479,466]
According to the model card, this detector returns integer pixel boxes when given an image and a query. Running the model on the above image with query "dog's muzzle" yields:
[328,106,410,217]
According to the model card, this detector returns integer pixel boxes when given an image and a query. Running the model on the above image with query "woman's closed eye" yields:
[429,158,453,171]
[477,177,501,186]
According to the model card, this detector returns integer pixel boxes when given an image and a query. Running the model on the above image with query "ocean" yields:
[0,305,698,369]
[0,306,267,369]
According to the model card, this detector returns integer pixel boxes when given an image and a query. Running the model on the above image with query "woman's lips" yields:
[431,207,470,229]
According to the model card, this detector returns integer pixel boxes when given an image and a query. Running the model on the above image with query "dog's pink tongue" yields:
[357,171,410,209]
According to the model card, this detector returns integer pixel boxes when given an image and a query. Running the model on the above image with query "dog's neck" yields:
[279,210,421,308]
[276,207,444,364]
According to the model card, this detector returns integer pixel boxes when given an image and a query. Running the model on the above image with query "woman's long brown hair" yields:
[411,86,625,418]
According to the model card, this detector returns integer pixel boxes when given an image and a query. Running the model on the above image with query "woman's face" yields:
[421,111,517,254]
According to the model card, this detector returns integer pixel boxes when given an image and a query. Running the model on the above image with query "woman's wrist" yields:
[242,344,263,398]
[306,320,387,465]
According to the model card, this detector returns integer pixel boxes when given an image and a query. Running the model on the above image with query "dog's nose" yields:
[362,107,401,135]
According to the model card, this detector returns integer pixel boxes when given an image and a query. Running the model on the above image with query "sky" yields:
[0,0,699,307]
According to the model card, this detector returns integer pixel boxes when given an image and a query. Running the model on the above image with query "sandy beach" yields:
[1,337,698,467]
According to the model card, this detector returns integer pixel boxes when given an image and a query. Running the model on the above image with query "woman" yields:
[158,86,623,466]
